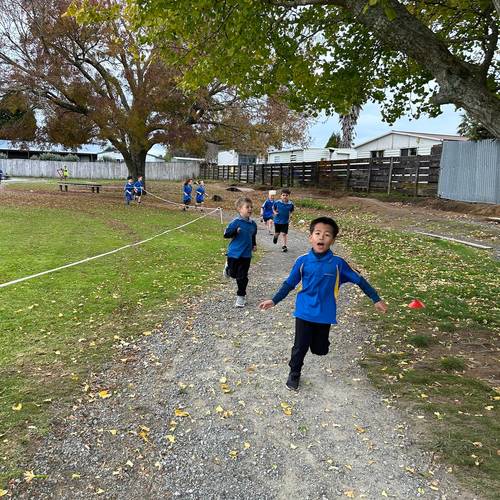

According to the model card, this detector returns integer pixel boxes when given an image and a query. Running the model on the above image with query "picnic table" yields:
[59,182,102,193]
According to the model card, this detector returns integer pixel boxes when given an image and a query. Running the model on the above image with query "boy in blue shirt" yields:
[223,197,258,308]
[260,190,275,235]
[259,216,388,391]
[124,176,134,206]
[134,175,144,204]
[272,188,294,252]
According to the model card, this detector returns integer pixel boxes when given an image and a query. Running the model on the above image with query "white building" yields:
[267,147,355,164]
[354,131,467,159]
[217,150,266,166]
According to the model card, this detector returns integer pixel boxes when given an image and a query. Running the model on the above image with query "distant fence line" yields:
[201,155,441,196]
[438,139,500,204]
[0,159,200,181]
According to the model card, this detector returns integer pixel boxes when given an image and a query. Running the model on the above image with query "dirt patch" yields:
[413,329,500,388]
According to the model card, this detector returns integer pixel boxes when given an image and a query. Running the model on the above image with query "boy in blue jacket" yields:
[223,197,258,308]
[260,190,275,235]
[272,188,294,252]
[133,175,144,204]
[124,176,134,206]
[259,216,387,391]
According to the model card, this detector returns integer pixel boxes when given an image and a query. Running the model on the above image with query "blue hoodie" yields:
[272,249,380,324]
[224,216,257,258]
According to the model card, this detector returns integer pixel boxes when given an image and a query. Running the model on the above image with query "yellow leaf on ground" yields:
[219,376,227,383]
[220,383,231,393]
[355,426,366,434]
[12,403,22,411]
[229,450,238,459]
[0,490,8,497]
[98,390,111,399]
[344,490,355,498]
[290,443,297,449]
[126,460,134,467]
[108,429,117,436]
[142,331,152,336]
[215,405,224,413]
[165,434,176,443]
[24,470,35,483]
[243,442,251,449]
[382,491,388,497]
[174,408,189,417]
[71,473,81,479]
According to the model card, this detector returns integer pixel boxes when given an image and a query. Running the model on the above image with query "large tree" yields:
[92,0,500,137]
[0,0,309,179]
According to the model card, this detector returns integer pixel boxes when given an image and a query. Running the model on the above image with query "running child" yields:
[124,176,134,206]
[195,180,207,210]
[273,188,294,252]
[260,190,275,235]
[223,197,257,308]
[182,178,193,211]
[134,175,144,204]
[259,216,387,391]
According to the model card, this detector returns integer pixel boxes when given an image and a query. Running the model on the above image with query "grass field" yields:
[0,183,226,486]
[1,181,499,496]
[294,201,500,497]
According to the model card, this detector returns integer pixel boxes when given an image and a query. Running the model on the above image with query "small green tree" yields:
[325,132,341,148]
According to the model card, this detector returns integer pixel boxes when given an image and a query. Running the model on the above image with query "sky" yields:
[308,102,463,148]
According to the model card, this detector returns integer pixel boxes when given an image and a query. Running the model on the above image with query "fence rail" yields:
[0,159,200,181]
[201,155,441,195]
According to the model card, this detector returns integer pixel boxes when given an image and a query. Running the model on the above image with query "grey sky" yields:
[309,102,462,147]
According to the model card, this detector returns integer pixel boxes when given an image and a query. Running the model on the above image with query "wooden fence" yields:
[200,155,441,196]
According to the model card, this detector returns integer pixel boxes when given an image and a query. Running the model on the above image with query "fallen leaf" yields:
[174,408,189,417]
[108,429,117,436]
[126,460,134,467]
[229,450,238,460]
[290,443,297,449]
[215,405,224,413]
[165,434,176,443]
[344,491,355,498]
[355,426,366,434]
[0,490,8,497]
[71,473,81,479]
[12,403,22,411]
[142,331,152,336]
[98,390,111,399]
[24,470,35,483]
[243,442,251,449]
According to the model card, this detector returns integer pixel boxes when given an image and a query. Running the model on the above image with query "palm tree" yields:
[339,105,361,148]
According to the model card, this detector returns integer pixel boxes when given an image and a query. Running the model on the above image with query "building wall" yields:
[217,150,239,166]
[267,148,355,164]
[355,134,441,158]
[0,159,200,180]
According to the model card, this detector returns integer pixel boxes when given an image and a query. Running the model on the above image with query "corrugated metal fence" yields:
[438,140,500,204]
[0,159,200,181]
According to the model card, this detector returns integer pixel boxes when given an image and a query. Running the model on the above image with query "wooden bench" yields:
[59,182,102,193]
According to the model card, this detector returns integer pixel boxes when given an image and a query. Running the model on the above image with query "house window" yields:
[290,154,297,162]
[273,156,281,163]
[400,148,417,156]
[370,150,384,158]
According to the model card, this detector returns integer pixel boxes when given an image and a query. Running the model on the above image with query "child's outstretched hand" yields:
[259,300,274,310]
[374,301,388,313]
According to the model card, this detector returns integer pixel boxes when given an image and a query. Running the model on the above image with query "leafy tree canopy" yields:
[70,0,500,136]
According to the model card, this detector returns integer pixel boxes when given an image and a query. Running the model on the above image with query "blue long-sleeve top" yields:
[272,249,381,325]
[195,185,206,203]
[124,182,134,196]
[183,184,192,202]
[134,180,144,193]
[273,200,294,224]
[224,216,257,258]
[261,198,274,219]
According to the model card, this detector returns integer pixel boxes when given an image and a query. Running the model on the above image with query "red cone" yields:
[408,299,425,309]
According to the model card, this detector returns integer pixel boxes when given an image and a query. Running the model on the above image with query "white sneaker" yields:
[223,262,231,280]
[235,296,246,307]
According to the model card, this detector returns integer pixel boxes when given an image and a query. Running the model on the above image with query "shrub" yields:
[408,334,432,348]
[294,198,329,210]
[0,152,7,159]
[38,153,79,162]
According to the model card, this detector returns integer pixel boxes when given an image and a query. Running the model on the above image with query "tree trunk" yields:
[336,0,500,137]
[122,148,148,189]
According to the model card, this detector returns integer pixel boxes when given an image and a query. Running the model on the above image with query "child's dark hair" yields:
[281,188,291,195]
[183,178,193,185]
[309,217,339,237]
[127,175,133,180]
[235,196,253,209]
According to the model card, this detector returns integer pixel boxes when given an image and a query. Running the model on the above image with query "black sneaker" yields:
[286,372,300,391]
[273,235,278,244]
[282,246,288,253]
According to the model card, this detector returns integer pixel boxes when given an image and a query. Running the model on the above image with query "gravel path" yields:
[17,225,473,499]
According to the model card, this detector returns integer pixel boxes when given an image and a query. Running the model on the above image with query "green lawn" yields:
[295,202,500,498]
[0,191,226,487]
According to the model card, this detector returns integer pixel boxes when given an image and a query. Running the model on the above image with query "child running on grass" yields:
[260,190,275,235]
[195,180,207,210]
[273,188,294,252]
[259,216,387,391]
[223,197,257,308]
[134,175,144,204]
[124,176,134,206]
[182,178,193,211]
